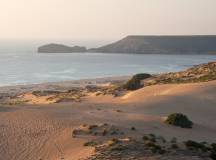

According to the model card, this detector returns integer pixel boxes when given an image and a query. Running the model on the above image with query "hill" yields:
[88,35,216,54]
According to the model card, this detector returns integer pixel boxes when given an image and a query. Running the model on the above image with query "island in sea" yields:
[38,35,216,54]
[38,43,87,53]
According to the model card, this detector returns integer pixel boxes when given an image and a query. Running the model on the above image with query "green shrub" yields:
[184,140,208,152]
[132,73,152,81]
[124,73,151,90]
[124,78,142,90]
[165,113,193,128]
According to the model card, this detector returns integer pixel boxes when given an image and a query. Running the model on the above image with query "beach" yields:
[1,0,216,159]
[0,62,216,160]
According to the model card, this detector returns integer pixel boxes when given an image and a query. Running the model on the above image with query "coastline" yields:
[0,75,131,94]
[0,61,216,160]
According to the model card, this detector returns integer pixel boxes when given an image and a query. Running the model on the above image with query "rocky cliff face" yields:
[89,36,216,54]
[38,43,86,53]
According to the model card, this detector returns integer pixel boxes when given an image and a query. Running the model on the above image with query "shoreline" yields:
[1,60,215,99]
[0,75,131,94]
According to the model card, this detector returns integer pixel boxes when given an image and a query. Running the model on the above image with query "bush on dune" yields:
[124,73,151,90]
[184,140,210,152]
[165,113,193,128]
[132,73,152,81]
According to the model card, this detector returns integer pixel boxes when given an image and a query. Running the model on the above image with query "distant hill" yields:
[38,44,86,53]
[88,35,216,54]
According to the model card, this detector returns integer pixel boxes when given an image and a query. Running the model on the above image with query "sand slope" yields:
[0,80,216,160]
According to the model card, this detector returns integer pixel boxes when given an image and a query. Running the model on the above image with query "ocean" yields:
[1,50,216,86]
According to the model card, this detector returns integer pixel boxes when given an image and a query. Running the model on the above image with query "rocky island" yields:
[38,43,87,53]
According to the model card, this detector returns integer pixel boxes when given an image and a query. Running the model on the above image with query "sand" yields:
[0,79,216,160]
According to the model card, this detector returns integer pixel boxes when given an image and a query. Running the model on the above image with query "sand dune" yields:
[0,80,216,160]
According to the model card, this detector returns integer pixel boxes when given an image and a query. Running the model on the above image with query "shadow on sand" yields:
[0,106,16,112]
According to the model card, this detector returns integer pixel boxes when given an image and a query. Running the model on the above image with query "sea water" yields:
[0,51,216,86]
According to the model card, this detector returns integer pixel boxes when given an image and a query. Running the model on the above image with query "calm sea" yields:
[0,47,216,86]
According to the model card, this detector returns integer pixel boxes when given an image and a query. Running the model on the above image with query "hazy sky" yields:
[0,0,216,40]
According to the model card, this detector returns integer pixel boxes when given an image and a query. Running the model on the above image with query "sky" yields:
[0,0,216,41]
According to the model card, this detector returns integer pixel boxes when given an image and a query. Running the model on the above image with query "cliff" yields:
[88,35,216,54]
[38,43,86,53]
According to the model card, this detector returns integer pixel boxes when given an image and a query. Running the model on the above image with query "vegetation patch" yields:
[32,90,62,96]
[83,141,98,147]
[165,113,193,128]
[131,127,136,131]
[72,123,124,137]
[124,73,151,90]
[145,61,216,86]
[184,140,210,152]
[84,135,215,160]
[8,100,29,105]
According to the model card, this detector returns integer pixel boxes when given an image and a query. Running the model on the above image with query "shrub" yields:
[83,141,98,147]
[210,143,216,160]
[146,142,163,154]
[124,77,142,90]
[158,136,166,143]
[170,137,177,143]
[149,134,156,141]
[88,125,98,130]
[212,143,216,151]
[132,73,152,81]
[143,136,149,141]
[124,73,151,90]
[131,127,136,131]
[210,152,216,160]
[149,134,156,139]
[171,144,179,149]
[110,131,118,135]
[158,149,166,154]
[184,140,208,152]
[165,113,193,128]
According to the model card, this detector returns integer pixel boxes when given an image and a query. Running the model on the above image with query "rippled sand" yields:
[0,80,216,160]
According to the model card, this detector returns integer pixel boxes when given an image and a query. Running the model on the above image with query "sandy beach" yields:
[1,1,216,159]
[0,65,216,160]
